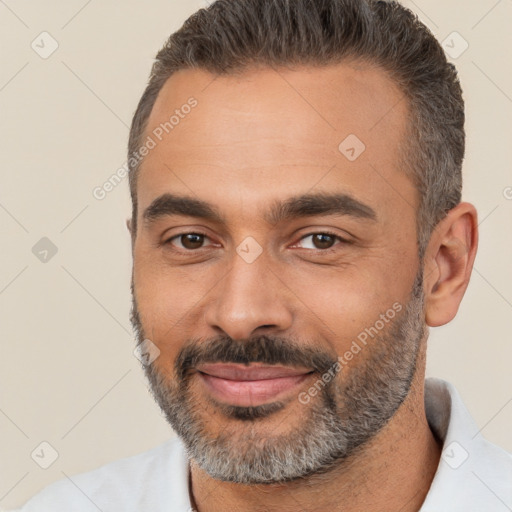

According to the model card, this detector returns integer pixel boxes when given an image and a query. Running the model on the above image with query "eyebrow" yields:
[266,192,377,224]
[142,192,377,227]
[143,194,224,225]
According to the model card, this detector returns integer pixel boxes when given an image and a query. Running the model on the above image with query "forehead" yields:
[137,62,415,220]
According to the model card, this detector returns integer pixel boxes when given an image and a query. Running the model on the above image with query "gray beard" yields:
[130,270,426,484]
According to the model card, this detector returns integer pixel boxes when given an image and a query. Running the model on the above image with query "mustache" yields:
[174,334,338,382]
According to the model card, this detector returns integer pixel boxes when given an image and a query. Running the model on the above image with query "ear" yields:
[126,218,135,253]
[423,202,478,327]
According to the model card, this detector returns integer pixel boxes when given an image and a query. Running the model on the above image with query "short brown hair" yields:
[128,0,464,256]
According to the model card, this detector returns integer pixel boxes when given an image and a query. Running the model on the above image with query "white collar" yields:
[421,377,512,511]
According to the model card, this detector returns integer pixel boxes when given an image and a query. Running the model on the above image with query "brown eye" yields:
[180,233,205,249]
[167,233,208,250]
[312,233,336,249]
[294,232,346,251]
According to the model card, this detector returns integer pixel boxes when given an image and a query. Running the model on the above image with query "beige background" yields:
[0,0,511,508]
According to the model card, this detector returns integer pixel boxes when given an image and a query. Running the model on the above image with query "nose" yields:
[203,251,294,341]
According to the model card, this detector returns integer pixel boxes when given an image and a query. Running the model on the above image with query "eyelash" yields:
[163,230,348,254]
[294,230,347,253]
[163,231,213,251]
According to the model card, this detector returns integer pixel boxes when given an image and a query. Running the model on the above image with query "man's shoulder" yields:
[422,378,512,511]
[425,430,512,511]
[463,433,512,506]
[12,436,190,512]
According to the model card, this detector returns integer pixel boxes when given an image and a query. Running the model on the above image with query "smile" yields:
[196,363,314,406]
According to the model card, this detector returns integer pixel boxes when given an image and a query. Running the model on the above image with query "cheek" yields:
[303,278,379,336]
[133,262,182,352]
[133,256,214,363]
[291,264,410,353]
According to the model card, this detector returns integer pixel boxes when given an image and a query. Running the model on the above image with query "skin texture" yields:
[128,63,478,512]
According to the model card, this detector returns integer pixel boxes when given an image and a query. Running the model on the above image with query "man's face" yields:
[130,63,425,483]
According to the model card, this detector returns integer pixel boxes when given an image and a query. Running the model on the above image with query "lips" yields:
[196,363,314,406]
[197,363,312,381]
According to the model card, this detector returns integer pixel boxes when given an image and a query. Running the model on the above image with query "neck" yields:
[189,350,441,512]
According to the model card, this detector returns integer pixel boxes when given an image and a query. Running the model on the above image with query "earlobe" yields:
[424,203,478,327]
[126,218,132,234]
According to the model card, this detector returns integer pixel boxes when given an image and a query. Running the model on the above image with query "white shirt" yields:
[11,378,512,511]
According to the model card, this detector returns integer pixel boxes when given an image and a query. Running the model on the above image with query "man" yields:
[14,0,512,510]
